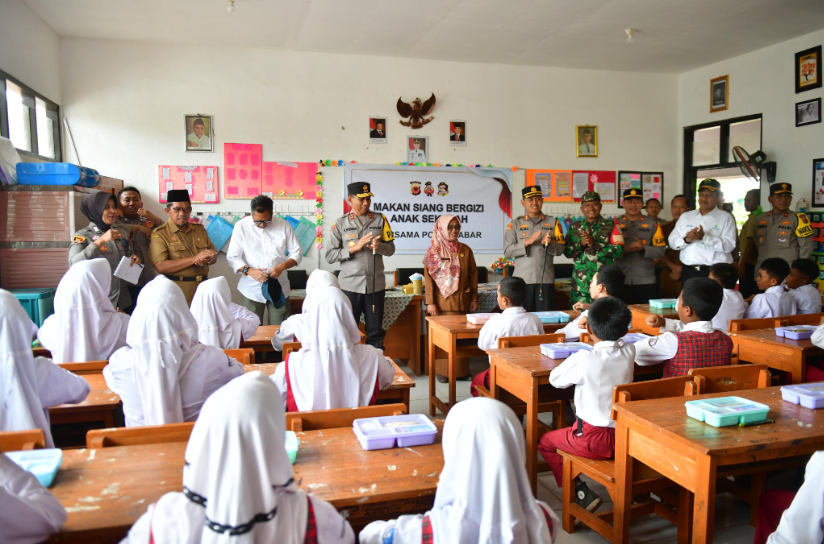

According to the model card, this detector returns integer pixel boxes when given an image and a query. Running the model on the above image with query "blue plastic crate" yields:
[9,288,55,327]
[16,163,100,187]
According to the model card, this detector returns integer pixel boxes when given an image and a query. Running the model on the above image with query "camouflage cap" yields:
[581,191,601,203]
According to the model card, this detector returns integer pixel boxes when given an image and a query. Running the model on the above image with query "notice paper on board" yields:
[113,257,143,285]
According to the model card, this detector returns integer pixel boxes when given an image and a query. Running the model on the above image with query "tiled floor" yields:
[394,357,758,544]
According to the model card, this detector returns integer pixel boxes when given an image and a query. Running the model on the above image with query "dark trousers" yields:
[620,283,658,305]
[523,284,555,312]
[739,263,761,299]
[680,265,711,285]
[343,289,386,350]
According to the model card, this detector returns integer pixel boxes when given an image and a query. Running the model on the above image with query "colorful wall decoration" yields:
[158,165,219,204]
[223,143,262,200]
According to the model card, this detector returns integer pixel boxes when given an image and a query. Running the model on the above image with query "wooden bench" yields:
[56,360,108,375]
[223,348,255,365]
[686,364,771,395]
[728,312,824,332]
[285,403,407,432]
[0,429,46,451]
[86,423,195,449]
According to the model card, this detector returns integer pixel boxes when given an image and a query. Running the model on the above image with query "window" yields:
[0,68,61,161]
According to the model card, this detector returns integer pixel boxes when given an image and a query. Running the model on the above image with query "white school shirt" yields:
[104,347,243,427]
[813,323,824,349]
[789,284,823,315]
[549,340,635,428]
[766,451,824,544]
[229,302,262,342]
[661,289,745,333]
[226,216,303,304]
[0,453,67,544]
[557,310,588,340]
[667,208,737,266]
[635,321,715,366]
[477,307,544,356]
[744,285,797,319]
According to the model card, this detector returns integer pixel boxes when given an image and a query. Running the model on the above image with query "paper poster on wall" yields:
[224,143,262,199]
[571,171,617,203]
[158,165,219,204]
[618,171,664,208]
[262,162,318,199]
[525,169,573,202]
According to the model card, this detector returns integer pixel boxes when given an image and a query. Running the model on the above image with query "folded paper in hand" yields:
[113,256,143,285]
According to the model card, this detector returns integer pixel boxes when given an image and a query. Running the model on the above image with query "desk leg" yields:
[490,359,500,400]
[411,299,421,375]
[691,455,717,544]
[402,389,410,413]
[526,376,539,495]
[794,352,806,384]
[428,330,436,417]
[448,334,457,413]
[613,415,633,544]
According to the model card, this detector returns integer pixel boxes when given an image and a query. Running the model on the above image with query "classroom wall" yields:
[59,38,678,299]
[0,0,62,105]
[678,28,824,210]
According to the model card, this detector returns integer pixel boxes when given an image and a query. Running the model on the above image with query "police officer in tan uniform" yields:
[752,183,814,278]
[503,186,566,311]
[325,182,396,349]
[149,190,217,306]
[615,188,667,304]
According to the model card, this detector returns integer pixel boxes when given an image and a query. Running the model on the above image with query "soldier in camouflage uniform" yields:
[564,191,625,307]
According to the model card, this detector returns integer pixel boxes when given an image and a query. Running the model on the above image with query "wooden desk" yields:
[629,304,679,336]
[612,386,824,544]
[242,359,416,411]
[49,374,120,428]
[730,328,824,384]
[49,424,444,541]
[426,312,578,417]
[243,324,281,357]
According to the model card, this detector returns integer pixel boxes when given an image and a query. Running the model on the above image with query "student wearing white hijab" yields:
[37,259,130,364]
[271,270,338,351]
[0,453,67,544]
[271,270,394,412]
[124,372,355,544]
[103,276,243,427]
[190,277,261,349]
[360,398,558,544]
[0,290,90,448]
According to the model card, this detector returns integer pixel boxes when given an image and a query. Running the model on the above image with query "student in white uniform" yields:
[785,258,823,315]
[471,277,543,396]
[190,277,260,349]
[124,372,355,544]
[0,290,90,447]
[37,259,130,364]
[557,264,624,340]
[271,270,394,412]
[0,453,67,544]
[103,276,243,427]
[745,258,796,319]
[536,297,635,513]
[360,397,558,544]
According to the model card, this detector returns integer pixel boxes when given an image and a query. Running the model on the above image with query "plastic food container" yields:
[622,333,651,344]
[6,449,63,487]
[685,397,770,427]
[532,311,572,324]
[285,431,299,463]
[775,325,817,340]
[781,383,824,409]
[466,313,498,325]
[353,414,438,451]
[649,298,678,309]
[16,163,100,187]
[540,342,593,359]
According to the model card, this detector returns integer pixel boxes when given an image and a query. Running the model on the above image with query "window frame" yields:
[0,67,62,162]
[682,113,762,208]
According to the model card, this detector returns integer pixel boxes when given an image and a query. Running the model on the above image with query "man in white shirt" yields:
[186,118,211,149]
[226,195,303,326]
[578,128,596,155]
[745,258,796,319]
[558,264,624,340]
[786,258,823,315]
[668,178,737,284]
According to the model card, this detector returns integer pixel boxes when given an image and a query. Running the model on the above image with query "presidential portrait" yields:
[185,115,213,152]
[450,121,466,146]
[369,117,387,143]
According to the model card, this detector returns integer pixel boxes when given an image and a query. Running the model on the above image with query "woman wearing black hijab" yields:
[69,192,141,311]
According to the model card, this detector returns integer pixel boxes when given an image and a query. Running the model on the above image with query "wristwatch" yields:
[242,266,250,276]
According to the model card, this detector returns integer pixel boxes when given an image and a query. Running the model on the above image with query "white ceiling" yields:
[23,0,824,74]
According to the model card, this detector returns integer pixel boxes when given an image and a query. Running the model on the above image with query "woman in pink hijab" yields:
[423,214,478,382]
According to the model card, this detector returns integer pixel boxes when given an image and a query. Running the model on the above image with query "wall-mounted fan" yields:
[732,146,776,184]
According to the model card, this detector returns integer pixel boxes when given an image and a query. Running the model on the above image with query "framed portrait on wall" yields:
[710,75,728,113]
[185,115,213,152]
[796,45,821,94]
[797,98,821,127]
[450,120,466,146]
[407,135,428,163]
[813,158,824,206]
[369,117,387,143]
[576,125,597,157]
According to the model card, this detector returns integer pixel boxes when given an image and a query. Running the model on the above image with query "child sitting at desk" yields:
[125,372,355,544]
[635,278,733,376]
[37,259,130,364]
[471,277,543,397]
[558,264,625,340]
[0,453,67,544]
[0,290,90,448]
[360,398,558,544]
[645,263,746,333]
[104,276,243,427]
[536,297,635,513]
[271,271,394,411]
[271,269,338,351]
[190,277,260,349]
[744,258,796,319]
[786,258,823,315]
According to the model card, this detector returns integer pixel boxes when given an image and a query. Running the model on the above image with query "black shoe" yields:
[575,482,603,514]
[457,375,472,381]
[436,374,449,383]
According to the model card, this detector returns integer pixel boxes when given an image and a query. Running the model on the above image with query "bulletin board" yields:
[224,143,262,200]
[158,165,219,204]
[571,170,616,203]
[261,162,319,200]
[618,171,664,208]
[525,169,573,203]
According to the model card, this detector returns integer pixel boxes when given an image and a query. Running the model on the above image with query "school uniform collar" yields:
[765,285,786,295]
[682,320,715,333]
[593,340,622,349]
[501,307,528,316]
